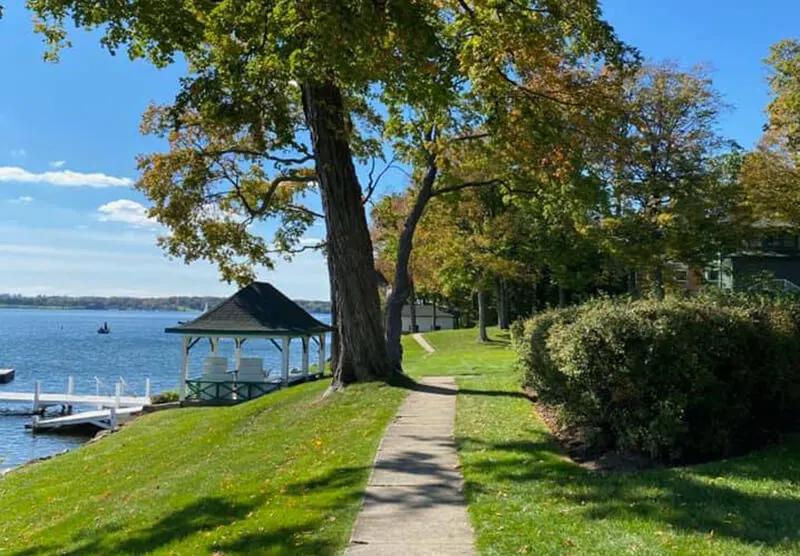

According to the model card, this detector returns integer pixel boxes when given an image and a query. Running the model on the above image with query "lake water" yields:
[0,308,330,472]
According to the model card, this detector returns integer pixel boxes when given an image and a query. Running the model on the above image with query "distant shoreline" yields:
[0,304,198,312]
[0,296,331,314]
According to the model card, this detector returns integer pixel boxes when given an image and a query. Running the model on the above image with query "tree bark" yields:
[653,265,665,301]
[432,297,438,330]
[627,269,638,297]
[384,155,437,370]
[409,286,417,332]
[327,250,339,373]
[558,285,567,308]
[302,81,392,386]
[477,290,489,342]
[496,276,509,329]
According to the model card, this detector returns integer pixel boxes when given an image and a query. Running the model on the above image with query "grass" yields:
[0,379,406,555]
[5,327,799,555]
[407,327,800,555]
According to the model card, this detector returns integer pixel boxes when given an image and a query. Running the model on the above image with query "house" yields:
[401,304,456,332]
[707,222,800,291]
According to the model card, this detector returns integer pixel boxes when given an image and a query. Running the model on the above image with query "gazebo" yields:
[165,282,332,404]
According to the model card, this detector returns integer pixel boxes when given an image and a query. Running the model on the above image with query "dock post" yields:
[33,380,41,414]
[109,406,117,431]
[115,381,121,408]
[145,378,151,400]
[67,376,74,396]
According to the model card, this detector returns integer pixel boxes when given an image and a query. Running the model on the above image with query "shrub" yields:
[517,296,800,462]
[150,390,179,404]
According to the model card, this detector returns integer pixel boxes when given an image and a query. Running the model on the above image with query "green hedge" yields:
[515,296,800,462]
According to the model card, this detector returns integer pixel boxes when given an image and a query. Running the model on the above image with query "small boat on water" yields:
[97,322,111,335]
[0,368,15,384]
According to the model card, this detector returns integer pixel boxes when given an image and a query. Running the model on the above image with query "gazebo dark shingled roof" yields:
[165,282,332,336]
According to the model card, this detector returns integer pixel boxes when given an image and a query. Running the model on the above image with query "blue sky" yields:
[0,2,796,299]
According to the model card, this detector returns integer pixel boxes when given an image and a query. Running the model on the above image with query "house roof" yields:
[165,282,332,336]
[401,305,454,318]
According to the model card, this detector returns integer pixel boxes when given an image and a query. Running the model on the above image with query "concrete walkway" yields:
[411,333,436,354]
[345,377,475,555]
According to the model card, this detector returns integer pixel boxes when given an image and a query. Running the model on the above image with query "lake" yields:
[0,308,330,472]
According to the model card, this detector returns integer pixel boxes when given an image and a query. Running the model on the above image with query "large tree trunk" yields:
[496,276,509,330]
[558,285,567,308]
[302,81,392,386]
[653,265,665,301]
[477,290,489,342]
[327,251,339,373]
[409,287,417,332]
[627,269,638,297]
[384,155,437,370]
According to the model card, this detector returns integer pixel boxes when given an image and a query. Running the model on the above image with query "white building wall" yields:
[401,315,455,332]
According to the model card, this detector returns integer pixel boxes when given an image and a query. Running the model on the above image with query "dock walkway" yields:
[0,391,149,409]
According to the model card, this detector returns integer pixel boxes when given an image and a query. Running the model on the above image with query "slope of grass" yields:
[0,379,406,555]
[403,327,511,378]
[405,327,800,555]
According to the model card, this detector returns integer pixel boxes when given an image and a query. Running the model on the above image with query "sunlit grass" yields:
[0,379,406,555]
[408,327,800,555]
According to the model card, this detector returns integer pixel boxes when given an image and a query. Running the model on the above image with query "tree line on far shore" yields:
[0,294,331,314]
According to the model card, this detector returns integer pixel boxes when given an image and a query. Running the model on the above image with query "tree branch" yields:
[432,179,505,197]
[363,157,397,206]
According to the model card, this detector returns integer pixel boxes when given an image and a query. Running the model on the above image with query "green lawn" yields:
[408,327,800,555]
[4,328,799,555]
[0,379,406,555]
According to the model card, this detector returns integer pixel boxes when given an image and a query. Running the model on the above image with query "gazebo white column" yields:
[318,334,326,376]
[234,338,243,372]
[212,337,219,356]
[302,337,310,379]
[281,337,291,387]
[179,335,191,401]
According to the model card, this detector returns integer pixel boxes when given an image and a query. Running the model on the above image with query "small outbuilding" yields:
[165,282,332,404]
[401,304,455,333]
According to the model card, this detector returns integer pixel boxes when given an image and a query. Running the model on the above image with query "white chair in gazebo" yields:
[198,356,234,400]
[236,357,268,382]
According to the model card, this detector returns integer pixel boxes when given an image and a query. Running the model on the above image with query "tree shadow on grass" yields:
[10,466,372,556]
[399,379,528,401]
[458,433,800,548]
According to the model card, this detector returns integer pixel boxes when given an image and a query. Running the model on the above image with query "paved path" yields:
[346,377,475,555]
[411,333,436,354]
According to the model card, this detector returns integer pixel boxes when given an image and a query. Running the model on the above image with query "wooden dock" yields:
[0,377,151,414]
[28,406,143,432]
[0,391,150,408]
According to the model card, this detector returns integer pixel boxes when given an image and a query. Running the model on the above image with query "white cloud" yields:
[299,236,324,247]
[7,196,33,204]
[0,166,132,188]
[97,199,155,227]
[9,149,26,159]
[49,160,66,169]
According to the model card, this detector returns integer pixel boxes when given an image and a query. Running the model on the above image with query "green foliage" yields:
[28,0,631,288]
[455,355,800,555]
[597,64,744,281]
[149,390,179,404]
[517,296,800,462]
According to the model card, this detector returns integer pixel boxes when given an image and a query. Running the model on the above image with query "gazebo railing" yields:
[185,379,281,403]
[185,380,237,402]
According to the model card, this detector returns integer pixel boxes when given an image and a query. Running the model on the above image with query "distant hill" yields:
[0,294,330,314]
